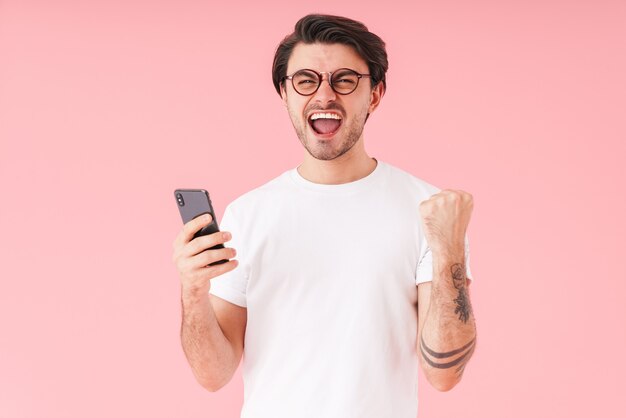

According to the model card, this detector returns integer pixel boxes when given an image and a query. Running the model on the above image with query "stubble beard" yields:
[288,105,368,161]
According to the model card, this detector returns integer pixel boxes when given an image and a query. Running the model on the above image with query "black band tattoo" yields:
[420,335,476,375]
[450,263,473,323]
[455,343,476,376]
[420,334,475,359]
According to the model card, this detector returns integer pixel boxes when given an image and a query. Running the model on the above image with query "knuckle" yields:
[202,249,216,264]
[182,223,193,237]
[200,234,218,251]
[187,238,201,254]
[219,247,232,260]
[205,250,222,265]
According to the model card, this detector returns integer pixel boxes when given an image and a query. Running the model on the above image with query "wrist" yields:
[430,243,465,263]
[181,283,210,304]
[432,249,465,268]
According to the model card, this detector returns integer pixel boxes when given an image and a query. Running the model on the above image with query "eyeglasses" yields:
[282,68,371,96]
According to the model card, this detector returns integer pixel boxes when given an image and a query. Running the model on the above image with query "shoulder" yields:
[380,160,441,199]
[224,168,293,217]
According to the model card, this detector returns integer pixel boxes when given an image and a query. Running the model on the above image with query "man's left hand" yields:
[419,189,473,258]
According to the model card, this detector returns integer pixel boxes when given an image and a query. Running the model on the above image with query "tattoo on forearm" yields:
[451,263,465,289]
[450,263,473,323]
[420,335,475,359]
[420,335,476,376]
[454,343,476,377]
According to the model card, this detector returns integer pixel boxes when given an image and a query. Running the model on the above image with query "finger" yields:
[206,259,239,280]
[183,230,232,258]
[173,213,213,249]
[190,247,237,270]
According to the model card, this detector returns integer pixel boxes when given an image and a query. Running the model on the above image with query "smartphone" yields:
[174,189,228,266]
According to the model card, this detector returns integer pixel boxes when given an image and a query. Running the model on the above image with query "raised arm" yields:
[416,190,477,391]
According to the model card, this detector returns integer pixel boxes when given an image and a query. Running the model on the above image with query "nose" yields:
[313,73,337,104]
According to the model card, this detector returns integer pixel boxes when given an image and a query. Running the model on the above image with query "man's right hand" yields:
[172,213,238,295]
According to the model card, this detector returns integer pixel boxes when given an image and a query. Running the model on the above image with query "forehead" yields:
[287,42,368,74]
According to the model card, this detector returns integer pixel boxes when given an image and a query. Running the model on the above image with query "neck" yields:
[297,140,377,185]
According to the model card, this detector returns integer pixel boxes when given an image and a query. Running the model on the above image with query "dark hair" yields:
[272,14,388,96]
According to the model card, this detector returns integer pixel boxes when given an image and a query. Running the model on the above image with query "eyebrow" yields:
[295,68,360,74]
[295,69,318,77]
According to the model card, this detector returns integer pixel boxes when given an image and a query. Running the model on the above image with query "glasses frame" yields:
[282,68,372,96]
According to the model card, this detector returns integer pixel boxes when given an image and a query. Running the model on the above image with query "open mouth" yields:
[308,112,343,137]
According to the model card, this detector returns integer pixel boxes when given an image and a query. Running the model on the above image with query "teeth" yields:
[310,113,342,121]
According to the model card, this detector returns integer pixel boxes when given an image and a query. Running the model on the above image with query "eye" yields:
[333,70,358,86]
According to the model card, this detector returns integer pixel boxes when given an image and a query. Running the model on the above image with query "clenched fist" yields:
[419,189,473,258]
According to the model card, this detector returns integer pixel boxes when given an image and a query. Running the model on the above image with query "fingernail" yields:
[205,214,212,222]
[224,232,231,239]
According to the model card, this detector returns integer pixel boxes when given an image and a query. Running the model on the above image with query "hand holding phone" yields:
[172,189,238,294]
[174,189,228,263]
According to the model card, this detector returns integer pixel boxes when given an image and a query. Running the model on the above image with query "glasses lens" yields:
[331,69,359,94]
[292,70,319,95]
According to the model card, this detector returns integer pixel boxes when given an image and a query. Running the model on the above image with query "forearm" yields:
[180,286,237,391]
[419,252,477,391]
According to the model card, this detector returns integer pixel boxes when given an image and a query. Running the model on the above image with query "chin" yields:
[307,137,355,161]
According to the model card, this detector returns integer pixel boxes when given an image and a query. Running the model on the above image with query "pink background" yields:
[1,0,625,417]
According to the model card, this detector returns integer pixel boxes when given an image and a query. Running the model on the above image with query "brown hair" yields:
[272,14,388,96]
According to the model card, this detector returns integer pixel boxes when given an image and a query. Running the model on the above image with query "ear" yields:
[367,82,385,114]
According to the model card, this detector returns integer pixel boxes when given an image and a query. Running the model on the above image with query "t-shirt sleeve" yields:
[208,203,249,307]
[415,234,473,285]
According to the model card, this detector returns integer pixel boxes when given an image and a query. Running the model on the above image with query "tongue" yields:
[312,118,341,134]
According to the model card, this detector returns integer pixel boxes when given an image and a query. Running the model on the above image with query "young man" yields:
[172,14,477,418]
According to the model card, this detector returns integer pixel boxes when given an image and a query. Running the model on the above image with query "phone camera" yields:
[176,193,185,206]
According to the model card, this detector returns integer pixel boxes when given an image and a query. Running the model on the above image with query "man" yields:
[172,14,477,418]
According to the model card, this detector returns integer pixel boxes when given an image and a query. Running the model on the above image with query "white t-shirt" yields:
[209,159,473,418]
